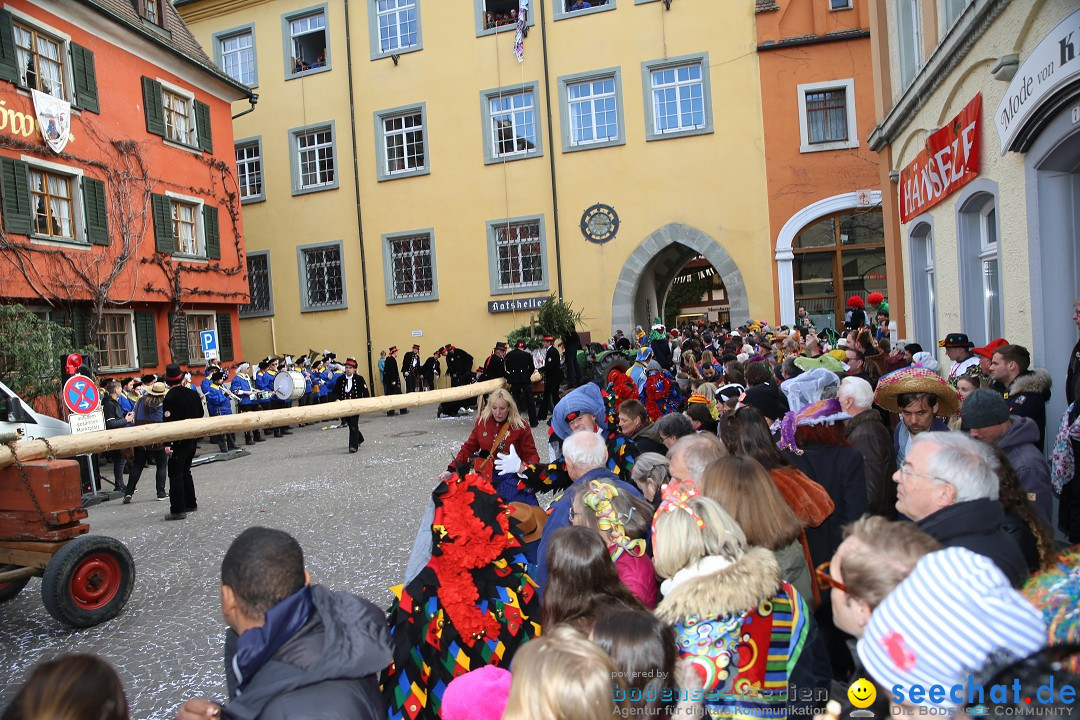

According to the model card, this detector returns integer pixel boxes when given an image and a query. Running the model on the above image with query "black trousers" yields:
[128,447,168,497]
[167,440,198,514]
[344,415,364,449]
[542,376,561,419]
[510,382,537,425]
[563,351,581,387]
[1060,438,1080,542]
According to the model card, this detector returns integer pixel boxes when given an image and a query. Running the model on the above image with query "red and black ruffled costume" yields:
[381,470,540,720]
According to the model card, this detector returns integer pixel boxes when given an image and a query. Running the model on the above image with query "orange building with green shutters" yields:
[0,0,252,387]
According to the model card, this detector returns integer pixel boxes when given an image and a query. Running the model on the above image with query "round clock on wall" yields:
[580,203,619,244]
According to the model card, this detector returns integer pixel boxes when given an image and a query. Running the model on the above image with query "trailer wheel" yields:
[41,535,135,628]
[0,565,31,603]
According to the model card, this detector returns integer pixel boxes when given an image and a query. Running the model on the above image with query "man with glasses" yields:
[893,432,1027,586]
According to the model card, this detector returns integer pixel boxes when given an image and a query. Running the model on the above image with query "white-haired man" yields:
[667,433,727,488]
[533,430,643,594]
[839,376,897,518]
[896,432,1027,586]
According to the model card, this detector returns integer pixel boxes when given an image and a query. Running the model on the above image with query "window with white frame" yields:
[96,312,135,370]
[797,79,857,152]
[162,87,196,146]
[897,0,922,89]
[287,8,328,75]
[376,0,418,54]
[829,0,852,9]
[492,219,544,291]
[14,21,65,99]
[387,232,436,302]
[484,86,540,162]
[909,223,937,351]
[172,200,200,256]
[292,124,337,192]
[241,251,273,317]
[30,168,74,239]
[235,140,264,201]
[219,29,256,86]
[185,312,215,364]
[382,111,425,176]
[300,243,345,310]
[650,63,704,134]
[958,190,1003,346]
[568,76,618,146]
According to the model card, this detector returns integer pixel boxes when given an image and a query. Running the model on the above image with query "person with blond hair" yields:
[440,387,538,503]
[502,624,620,720]
[653,487,823,717]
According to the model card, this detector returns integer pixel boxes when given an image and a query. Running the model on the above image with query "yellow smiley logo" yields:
[848,677,877,709]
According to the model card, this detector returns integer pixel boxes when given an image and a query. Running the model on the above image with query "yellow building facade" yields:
[178,0,773,383]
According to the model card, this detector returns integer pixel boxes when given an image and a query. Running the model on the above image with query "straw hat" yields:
[147,381,168,396]
[874,367,961,417]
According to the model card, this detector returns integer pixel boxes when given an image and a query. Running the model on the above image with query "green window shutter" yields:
[135,311,158,368]
[70,43,99,114]
[71,308,91,350]
[151,193,174,253]
[82,177,109,245]
[0,157,32,235]
[194,100,212,153]
[203,204,220,259]
[170,313,189,365]
[0,10,18,84]
[216,313,234,362]
[142,76,165,136]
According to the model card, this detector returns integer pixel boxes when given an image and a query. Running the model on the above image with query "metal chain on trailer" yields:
[3,437,55,525]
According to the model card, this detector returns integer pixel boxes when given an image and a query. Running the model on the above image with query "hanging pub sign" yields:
[31,89,72,154]
[898,93,981,223]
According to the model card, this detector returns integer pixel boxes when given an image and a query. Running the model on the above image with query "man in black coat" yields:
[335,357,369,453]
[480,341,507,381]
[505,340,538,427]
[541,334,562,420]
[162,363,203,521]
[383,346,405,415]
[421,349,440,391]
[401,344,422,394]
[177,528,392,720]
[1063,299,1080,542]
[899,432,1027,586]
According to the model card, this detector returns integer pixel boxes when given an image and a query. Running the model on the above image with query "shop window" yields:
[958,191,1003,345]
[909,222,938,351]
[792,209,885,331]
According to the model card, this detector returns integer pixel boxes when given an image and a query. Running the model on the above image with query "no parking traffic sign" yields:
[62,373,101,415]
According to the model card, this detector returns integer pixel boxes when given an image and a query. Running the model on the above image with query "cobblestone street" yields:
[0,404,548,720]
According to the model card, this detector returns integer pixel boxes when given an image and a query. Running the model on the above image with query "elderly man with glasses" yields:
[893,432,1028,586]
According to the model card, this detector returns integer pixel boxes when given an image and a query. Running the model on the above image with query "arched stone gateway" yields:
[610,223,749,336]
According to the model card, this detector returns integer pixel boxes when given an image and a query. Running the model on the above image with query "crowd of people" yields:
[15,298,1080,719]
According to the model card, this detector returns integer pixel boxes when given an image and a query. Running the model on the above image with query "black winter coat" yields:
[789,443,868,568]
[845,410,897,519]
[917,498,1028,586]
[504,348,534,385]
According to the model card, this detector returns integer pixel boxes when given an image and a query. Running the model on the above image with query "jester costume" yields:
[606,367,639,417]
[381,470,541,720]
[643,368,683,420]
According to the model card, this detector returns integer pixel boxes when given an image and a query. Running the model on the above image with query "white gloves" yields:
[495,444,524,476]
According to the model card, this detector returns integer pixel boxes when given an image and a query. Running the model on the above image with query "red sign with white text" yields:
[899,94,982,223]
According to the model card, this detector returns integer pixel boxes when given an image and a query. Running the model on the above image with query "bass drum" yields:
[274,370,306,401]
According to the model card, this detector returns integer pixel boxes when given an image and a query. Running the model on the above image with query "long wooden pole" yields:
[0,379,506,468]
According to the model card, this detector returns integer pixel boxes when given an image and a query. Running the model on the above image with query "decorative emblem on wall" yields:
[580,203,619,244]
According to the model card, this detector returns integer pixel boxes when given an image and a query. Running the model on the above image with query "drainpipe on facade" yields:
[537,0,564,298]
[342,0,376,386]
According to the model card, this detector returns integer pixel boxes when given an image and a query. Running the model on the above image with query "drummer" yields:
[268,357,295,437]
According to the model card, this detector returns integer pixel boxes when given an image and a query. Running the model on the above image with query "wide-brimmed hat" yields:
[507,502,546,543]
[874,367,961,417]
[973,337,1008,360]
[938,333,974,349]
[147,381,168,396]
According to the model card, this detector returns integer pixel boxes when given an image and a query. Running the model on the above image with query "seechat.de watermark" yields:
[887,676,1076,715]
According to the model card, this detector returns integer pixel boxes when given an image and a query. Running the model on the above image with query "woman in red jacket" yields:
[440,388,540,504]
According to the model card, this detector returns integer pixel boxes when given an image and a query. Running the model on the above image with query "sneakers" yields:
[156,494,167,501]
[123,495,132,504]
[164,512,187,521]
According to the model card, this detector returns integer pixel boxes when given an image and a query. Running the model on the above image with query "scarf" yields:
[231,585,314,693]
[1050,403,1080,494]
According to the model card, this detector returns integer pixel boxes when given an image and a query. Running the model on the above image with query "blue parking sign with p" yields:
[200,330,218,353]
